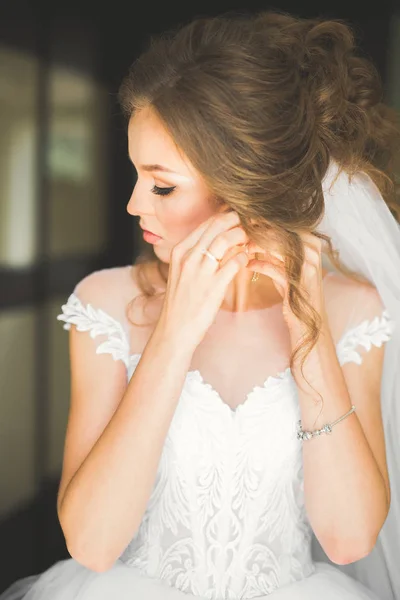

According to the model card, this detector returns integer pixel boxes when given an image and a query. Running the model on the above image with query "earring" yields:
[251,252,259,283]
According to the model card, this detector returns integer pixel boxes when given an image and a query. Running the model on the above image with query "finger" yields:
[172,213,238,268]
[175,212,240,263]
[208,226,249,263]
[245,240,267,255]
[267,248,285,263]
[191,211,242,256]
[247,260,286,290]
[172,216,214,258]
[214,250,249,289]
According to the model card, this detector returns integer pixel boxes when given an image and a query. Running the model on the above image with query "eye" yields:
[151,184,176,197]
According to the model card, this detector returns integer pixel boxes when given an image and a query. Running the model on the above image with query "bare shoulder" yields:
[74,265,135,300]
[72,263,158,306]
[70,261,166,332]
[324,269,384,308]
[323,270,387,345]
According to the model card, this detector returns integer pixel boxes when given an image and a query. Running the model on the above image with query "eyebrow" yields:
[137,163,178,174]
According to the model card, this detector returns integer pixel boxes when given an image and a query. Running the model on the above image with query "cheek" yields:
[157,198,218,243]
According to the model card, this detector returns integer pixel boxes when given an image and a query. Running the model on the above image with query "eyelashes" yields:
[151,184,176,197]
[130,166,176,197]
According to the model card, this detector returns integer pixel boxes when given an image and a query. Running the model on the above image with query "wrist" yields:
[153,317,197,360]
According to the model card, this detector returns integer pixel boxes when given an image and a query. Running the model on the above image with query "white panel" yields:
[48,67,109,257]
[0,47,39,267]
[0,308,37,516]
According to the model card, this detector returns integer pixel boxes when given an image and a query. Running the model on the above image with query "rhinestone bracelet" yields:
[297,405,356,441]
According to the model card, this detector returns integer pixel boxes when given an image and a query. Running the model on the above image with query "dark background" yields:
[0,0,398,592]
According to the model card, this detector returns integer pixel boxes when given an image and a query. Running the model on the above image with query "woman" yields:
[2,10,400,600]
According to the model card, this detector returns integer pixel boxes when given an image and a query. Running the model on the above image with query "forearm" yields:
[290,318,389,564]
[59,323,194,572]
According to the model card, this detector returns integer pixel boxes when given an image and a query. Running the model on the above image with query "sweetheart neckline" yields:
[186,365,293,415]
[128,352,293,416]
[125,272,336,414]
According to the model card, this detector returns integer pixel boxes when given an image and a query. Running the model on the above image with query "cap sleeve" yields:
[56,268,132,370]
[332,280,396,367]
[336,308,395,366]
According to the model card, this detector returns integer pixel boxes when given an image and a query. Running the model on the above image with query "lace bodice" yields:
[56,266,395,599]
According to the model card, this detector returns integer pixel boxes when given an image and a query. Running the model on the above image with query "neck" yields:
[219,265,282,313]
[219,259,329,314]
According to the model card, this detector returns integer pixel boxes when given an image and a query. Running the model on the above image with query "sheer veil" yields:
[310,159,400,600]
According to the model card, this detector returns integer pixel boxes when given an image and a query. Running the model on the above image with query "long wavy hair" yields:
[118,10,400,401]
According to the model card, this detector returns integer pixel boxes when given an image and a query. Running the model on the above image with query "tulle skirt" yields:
[0,557,381,599]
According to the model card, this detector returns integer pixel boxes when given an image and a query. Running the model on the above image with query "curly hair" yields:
[118,10,400,402]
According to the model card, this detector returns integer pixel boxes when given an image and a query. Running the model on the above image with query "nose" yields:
[126,186,150,217]
[126,191,136,216]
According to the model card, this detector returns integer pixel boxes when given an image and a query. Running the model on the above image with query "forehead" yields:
[127,107,203,184]
[128,108,183,165]
[129,107,170,146]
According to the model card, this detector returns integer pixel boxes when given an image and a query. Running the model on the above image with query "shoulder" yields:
[74,265,137,304]
[57,265,141,368]
[324,270,386,317]
[61,261,166,333]
[324,271,394,364]
[75,261,165,300]
[58,265,138,337]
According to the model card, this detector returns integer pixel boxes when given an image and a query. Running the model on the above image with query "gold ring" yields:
[200,248,220,264]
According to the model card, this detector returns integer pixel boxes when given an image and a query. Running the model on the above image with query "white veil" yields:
[310,159,400,600]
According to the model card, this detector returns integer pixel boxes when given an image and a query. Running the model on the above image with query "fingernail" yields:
[247,241,265,254]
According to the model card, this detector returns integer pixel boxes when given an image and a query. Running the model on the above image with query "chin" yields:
[152,243,171,264]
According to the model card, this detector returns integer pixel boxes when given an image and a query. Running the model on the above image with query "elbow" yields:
[323,535,378,566]
[321,497,390,567]
[78,558,115,573]
[59,507,116,573]
[67,541,116,573]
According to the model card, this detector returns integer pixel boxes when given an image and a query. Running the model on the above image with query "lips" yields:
[140,225,161,237]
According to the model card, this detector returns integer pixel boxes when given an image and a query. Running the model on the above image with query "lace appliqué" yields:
[57,293,131,369]
[54,298,396,598]
[337,309,395,366]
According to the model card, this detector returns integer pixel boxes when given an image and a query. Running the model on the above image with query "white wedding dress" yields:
[0,264,396,600]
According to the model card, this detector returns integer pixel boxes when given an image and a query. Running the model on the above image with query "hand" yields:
[246,232,326,329]
[158,211,250,350]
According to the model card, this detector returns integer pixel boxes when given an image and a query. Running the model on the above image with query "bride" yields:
[1,9,400,600]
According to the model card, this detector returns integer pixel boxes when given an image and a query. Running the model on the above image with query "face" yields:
[126,106,224,263]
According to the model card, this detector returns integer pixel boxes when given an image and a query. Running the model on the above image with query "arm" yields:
[58,319,194,573]
[289,297,391,565]
[58,213,249,573]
